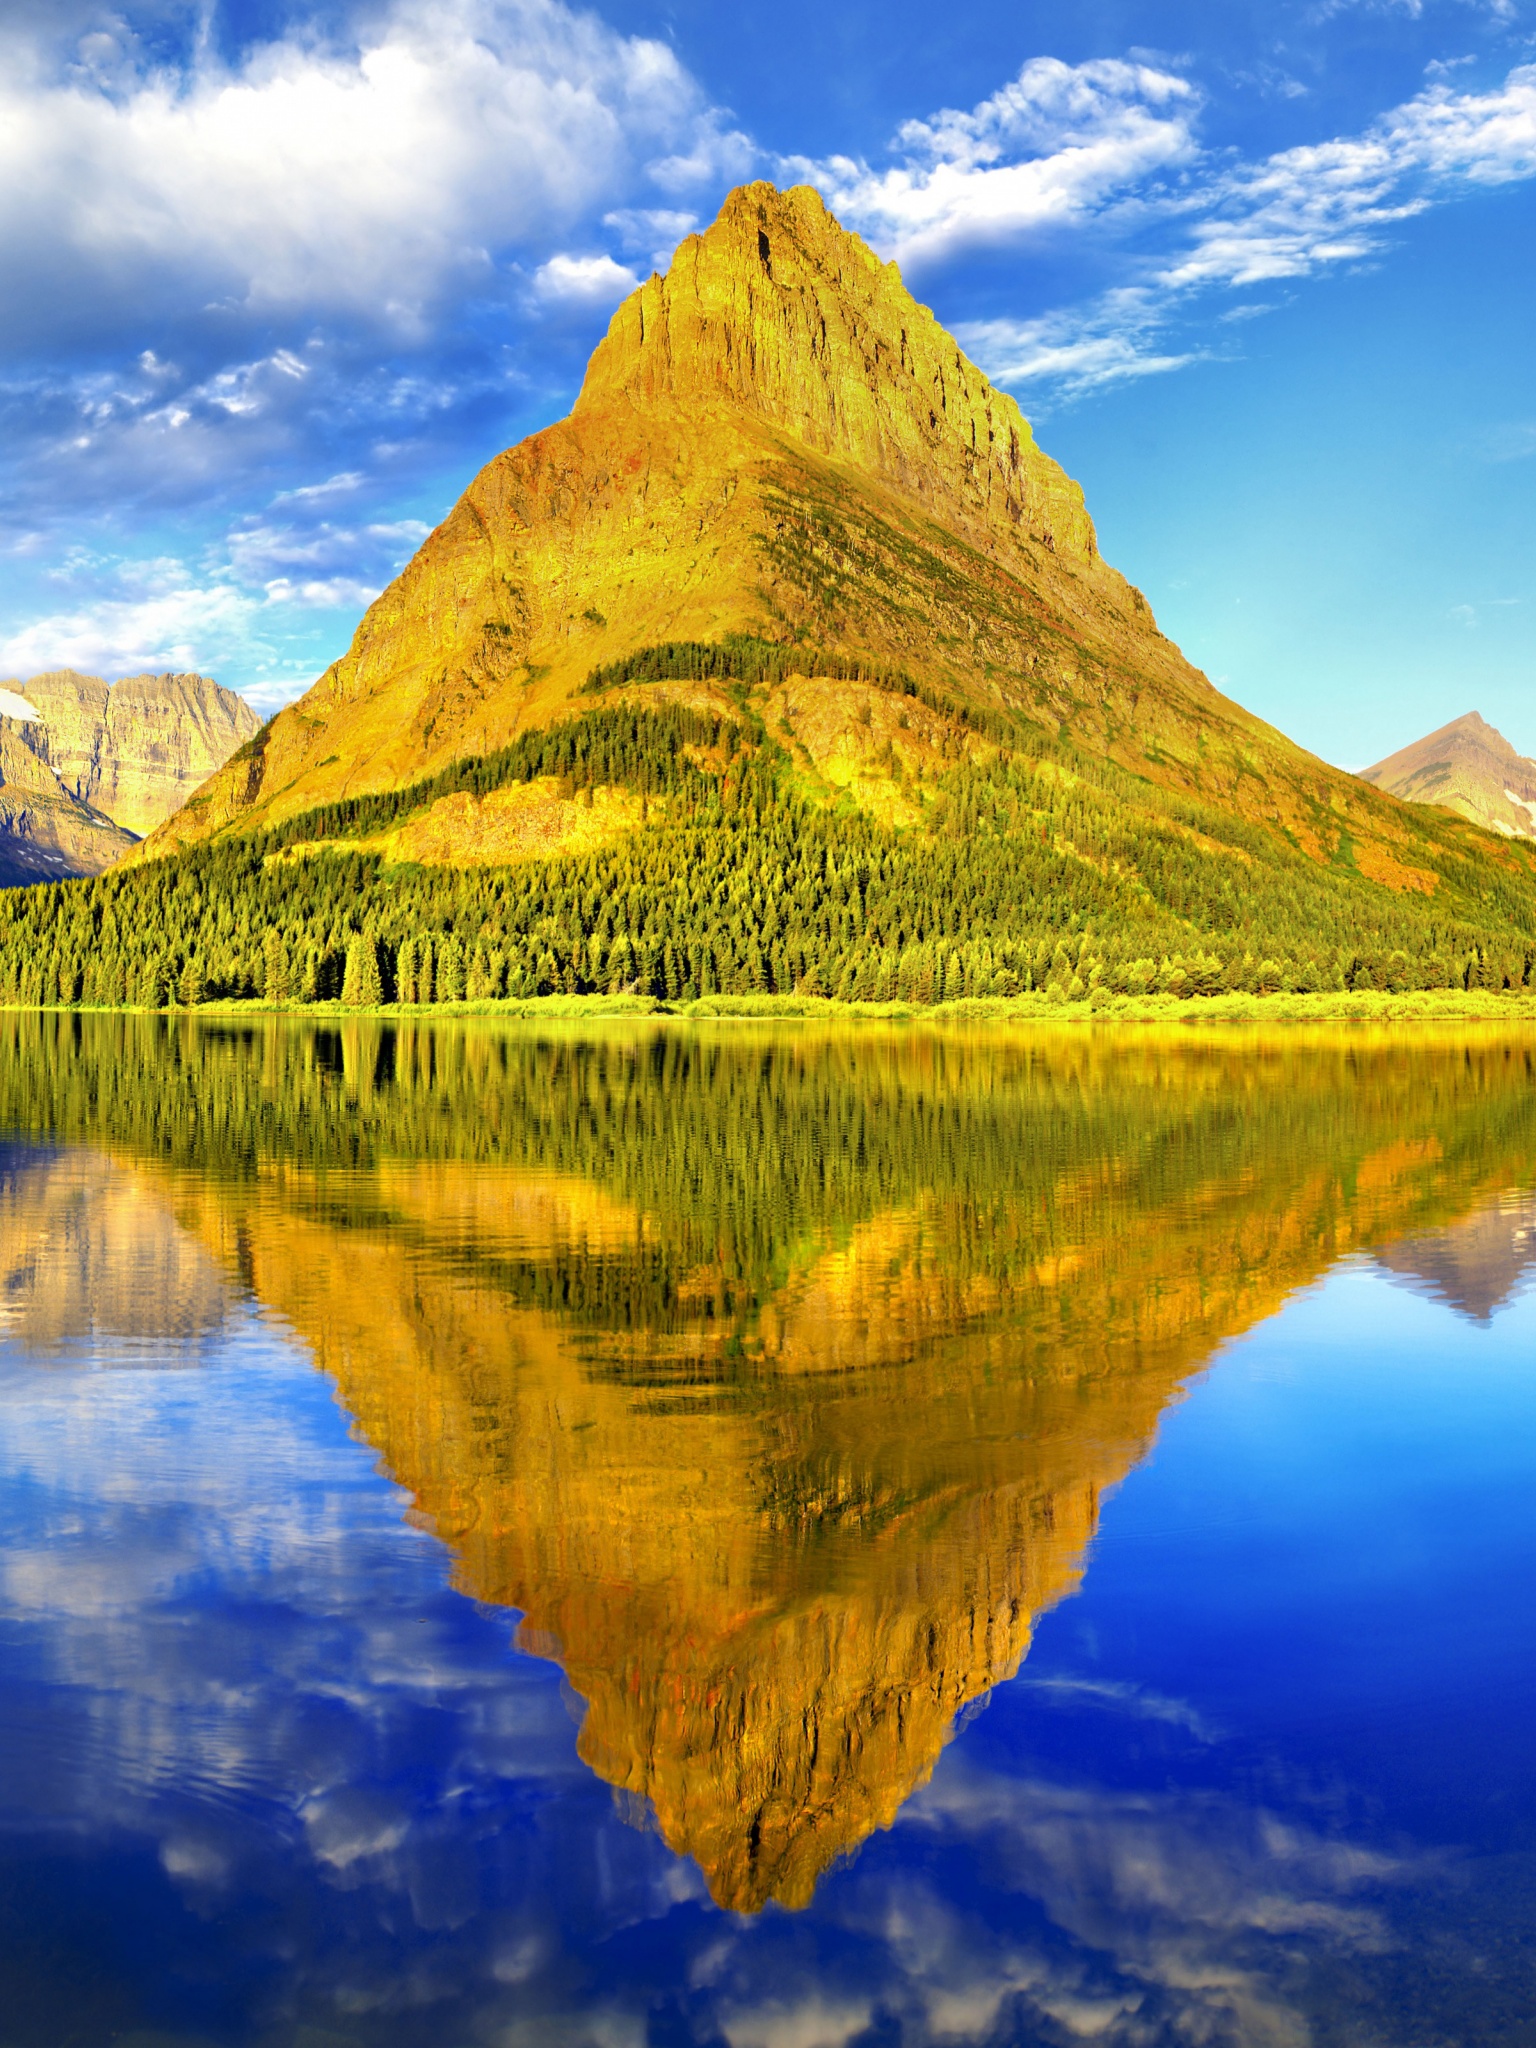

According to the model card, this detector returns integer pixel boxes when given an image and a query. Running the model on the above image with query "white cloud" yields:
[0,572,264,681]
[1163,65,1536,289]
[958,295,1201,398]
[532,252,642,307]
[0,0,718,346]
[796,55,1536,406]
[272,471,366,505]
[791,58,1201,270]
[721,1998,873,2048]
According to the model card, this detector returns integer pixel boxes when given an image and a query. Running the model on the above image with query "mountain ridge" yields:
[9,183,1536,1007]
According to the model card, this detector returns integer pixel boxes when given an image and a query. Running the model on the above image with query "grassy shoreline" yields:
[10,988,1536,1026]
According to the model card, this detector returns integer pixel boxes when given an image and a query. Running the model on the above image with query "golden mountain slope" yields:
[1361,710,1536,840]
[137,183,1484,894]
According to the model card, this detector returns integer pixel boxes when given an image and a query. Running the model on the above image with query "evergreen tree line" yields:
[583,635,1023,748]
[2,687,1535,1011]
[584,634,909,695]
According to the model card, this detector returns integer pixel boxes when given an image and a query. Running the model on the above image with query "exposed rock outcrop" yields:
[0,717,136,885]
[11,670,260,837]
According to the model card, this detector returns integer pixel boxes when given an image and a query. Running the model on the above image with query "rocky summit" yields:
[0,670,258,885]
[1361,710,1536,841]
[135,183,1504,899]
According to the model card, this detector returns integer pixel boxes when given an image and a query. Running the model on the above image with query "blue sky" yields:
[0,0,1531,767]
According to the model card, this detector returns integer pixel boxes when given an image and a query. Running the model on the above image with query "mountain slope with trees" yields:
[3,183,1534,1006]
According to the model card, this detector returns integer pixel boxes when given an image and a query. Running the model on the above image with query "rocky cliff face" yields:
[11,670,260,838]
[0,716,136,885]
[134,183,1466,894]
[0,668,257,883]
[1361,710,1536,840]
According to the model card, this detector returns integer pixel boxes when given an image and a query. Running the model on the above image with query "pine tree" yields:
[262,929,293,1002]
[341,934,384,1008]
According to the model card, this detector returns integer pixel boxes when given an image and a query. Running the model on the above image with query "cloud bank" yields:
[0,0,731,350]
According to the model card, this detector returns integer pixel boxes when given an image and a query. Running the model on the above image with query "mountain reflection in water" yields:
[3,1013,1536,1926]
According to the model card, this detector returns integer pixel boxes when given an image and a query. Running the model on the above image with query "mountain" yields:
[9,183,1536,1005]
[1360,711,1536,840]
[0,669,258,886]
[5,670,260,836]
[0,714,137,885]
[134,184,1516,895]
[1375,1190,1536,1323]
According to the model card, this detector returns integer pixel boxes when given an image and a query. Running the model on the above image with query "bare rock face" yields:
[0,712,137,885]
[579,181,1100,564]
[14,669,261,837]
[0,668,258,883]
[1360,710,1536,839]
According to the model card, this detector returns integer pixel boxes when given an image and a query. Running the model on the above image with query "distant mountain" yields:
[1360,711,1536,840]
[0,718,137,885]
[9,671,260,837]
[0,670,259,885]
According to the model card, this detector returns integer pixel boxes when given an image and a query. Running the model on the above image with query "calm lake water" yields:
[3,1014,1536,2048]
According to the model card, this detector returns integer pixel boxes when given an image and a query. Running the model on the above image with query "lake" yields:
[2,1012,1535,2047]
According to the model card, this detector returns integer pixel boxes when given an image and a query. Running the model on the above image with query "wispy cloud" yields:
[955,292,1202,399]
[0,502,430,706]
[1162,65,1536,289]
[788,59,1202,272]
[792,56,1536,402]
[0,569,267,683]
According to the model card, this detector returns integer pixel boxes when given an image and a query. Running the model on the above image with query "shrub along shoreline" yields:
[9,987,1536,1025]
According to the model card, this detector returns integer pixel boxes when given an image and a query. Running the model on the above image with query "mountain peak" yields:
[577,180,1097,564]
[1361,709,1536,838]
[131,184,1509,902]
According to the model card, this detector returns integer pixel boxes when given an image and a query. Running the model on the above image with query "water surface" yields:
[2,1015,1535,2045]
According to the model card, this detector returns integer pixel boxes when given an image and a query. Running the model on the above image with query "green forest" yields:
[2,652,1534,1011]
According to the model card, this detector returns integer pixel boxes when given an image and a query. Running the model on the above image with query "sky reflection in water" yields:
[1,1018,1536,2047]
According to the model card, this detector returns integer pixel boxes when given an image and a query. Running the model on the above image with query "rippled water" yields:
[2,1014,1536,2046]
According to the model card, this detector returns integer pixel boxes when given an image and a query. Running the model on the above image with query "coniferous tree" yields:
[342,934,384,1008]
